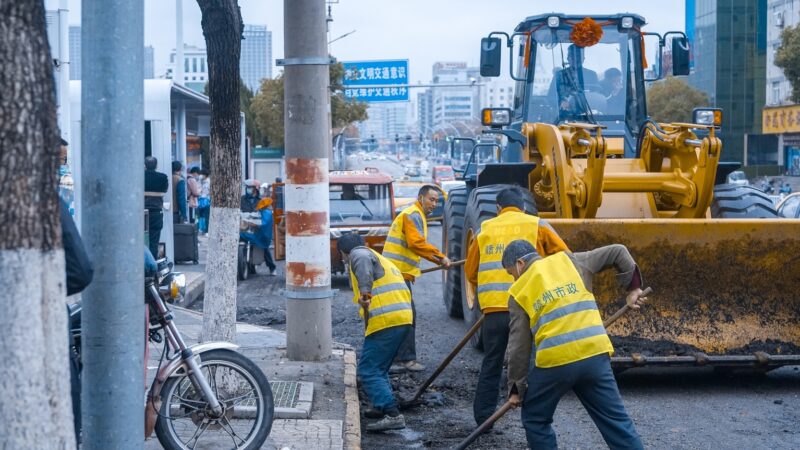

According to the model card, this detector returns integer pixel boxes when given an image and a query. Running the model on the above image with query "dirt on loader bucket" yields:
[550,218,800,369]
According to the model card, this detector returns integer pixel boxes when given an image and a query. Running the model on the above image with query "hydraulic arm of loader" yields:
[524,121,722,219]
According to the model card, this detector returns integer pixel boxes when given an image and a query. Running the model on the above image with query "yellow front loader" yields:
[441,14,800,370]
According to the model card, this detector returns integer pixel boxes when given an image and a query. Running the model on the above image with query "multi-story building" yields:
[685,0,768,165]
[69,26,155,81]
[358,102,412,144]
[144,46,155,79]
[429,62,481,134]
[167,45,208,92]
[417,90,434,137]
[760,0,800,173]
[241,24,273,93]
[69,26,81,80]
[481,78,516,110]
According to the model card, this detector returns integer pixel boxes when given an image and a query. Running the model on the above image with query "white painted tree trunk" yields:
[0,252,75,448]
[202,207,240,343]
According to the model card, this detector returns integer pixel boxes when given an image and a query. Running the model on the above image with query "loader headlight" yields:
[692,108,722,127]
[621,16,634,29]
[547,16,560,28]
[481,108,512,128]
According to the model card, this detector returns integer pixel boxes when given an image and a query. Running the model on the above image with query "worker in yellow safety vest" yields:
[338,233,413,432]
[383,184,450,372]
[501,239,648,450]
[463,186,569,426]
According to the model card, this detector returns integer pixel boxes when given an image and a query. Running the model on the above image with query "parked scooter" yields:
[69,256,275,449]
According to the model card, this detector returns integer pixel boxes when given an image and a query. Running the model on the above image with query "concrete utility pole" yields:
[282,0,333,361]
[81,0,145,447]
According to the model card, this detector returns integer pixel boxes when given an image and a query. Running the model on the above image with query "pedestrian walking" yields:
[382,184,450,372]
[463,187,569,426]
[502,240,648,450]
[338,233,412,432]
[197,168,211,234]
[172,161,187,224]
[144,156,169,257]
[187,167,202,223]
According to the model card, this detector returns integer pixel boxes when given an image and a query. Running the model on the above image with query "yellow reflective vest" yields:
[476,211,540,311]
[383,202,427,279]
[509,252,613,368]
[350,248,414,337]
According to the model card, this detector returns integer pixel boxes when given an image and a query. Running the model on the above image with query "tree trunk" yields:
[197,0,243,343]
[0,1,75,448]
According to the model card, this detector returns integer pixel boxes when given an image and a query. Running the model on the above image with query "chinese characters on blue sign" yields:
[342,60,409,102]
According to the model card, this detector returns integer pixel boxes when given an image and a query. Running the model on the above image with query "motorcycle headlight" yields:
[171,273,187,302]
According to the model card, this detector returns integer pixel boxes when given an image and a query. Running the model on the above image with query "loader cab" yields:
[480,14,690,159]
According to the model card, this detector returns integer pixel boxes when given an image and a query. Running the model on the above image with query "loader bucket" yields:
[550,219,800,370]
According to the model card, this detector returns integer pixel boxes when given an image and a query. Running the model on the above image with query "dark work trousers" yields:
[147,209,163,258]
[395,280,417,362]
[359,325,411,413]
[473,311,509,425]
[521,353,643,450]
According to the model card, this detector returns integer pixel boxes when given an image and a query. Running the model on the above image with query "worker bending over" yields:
[502,240,647,449]
[383,184,450,372]
[339,233,412,432]
[464,187,569,426]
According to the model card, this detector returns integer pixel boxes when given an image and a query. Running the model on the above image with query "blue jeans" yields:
[521,353,643,450]
[358,325,411,413]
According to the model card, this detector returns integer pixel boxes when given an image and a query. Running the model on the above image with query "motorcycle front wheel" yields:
[154,349,274,450]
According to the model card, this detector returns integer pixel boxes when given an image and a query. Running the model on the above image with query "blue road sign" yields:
[342,60,409,102]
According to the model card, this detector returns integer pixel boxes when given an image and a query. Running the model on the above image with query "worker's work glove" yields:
[625,288,648,310]
[440,256,452,268]
[358,293,371,308]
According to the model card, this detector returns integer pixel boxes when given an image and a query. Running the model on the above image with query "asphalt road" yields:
[234,157,800,449]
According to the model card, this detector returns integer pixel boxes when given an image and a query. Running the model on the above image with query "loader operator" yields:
[383,184,450,372]
[501,239,648,450]
[464,187,570,427]
[338,233,412,432]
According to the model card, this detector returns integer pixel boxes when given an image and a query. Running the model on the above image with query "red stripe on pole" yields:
[287,262,329,287]
[286,158,327,184]
[286,211,328,236]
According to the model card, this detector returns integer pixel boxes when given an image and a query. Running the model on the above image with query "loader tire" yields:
[442,186,467,318]
[711,184,779,218]
[461,185,537,350]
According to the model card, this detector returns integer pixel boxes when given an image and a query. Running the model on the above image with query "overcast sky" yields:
[66,0,685,83]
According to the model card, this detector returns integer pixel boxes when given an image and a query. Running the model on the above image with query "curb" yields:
[182,273,205,308]
[343,349,362,450]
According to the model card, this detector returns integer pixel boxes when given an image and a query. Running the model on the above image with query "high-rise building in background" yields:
[481,79,516,110]
[686,0,768,164]
[144,46,155,79]
[241,24,273,93]
[168,45,208,93]
[358,102,412,144]
[428,62,481,135]
[69,26,155,81]
[417,90,434,137]
[69,26,81,80]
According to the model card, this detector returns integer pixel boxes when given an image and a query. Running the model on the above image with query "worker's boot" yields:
[366,409,406,432]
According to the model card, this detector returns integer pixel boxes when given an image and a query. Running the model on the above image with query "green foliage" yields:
[775,24,800,103]
[250,62,368,148]
[646,77,709,123]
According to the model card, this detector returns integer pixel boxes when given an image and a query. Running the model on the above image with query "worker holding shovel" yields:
[464,187,569,427]
[502,240,648,450]
[339,233,413,432]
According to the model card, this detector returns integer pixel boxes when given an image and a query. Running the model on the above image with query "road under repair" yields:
[234,223,800,449]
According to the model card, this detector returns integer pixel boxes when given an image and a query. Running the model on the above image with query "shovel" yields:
[399,314,485,409]
[420,259,466,274]
[454,287,652,449]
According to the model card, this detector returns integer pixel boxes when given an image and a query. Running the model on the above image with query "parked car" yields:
[777,192,800,218]
[432,165,456,185]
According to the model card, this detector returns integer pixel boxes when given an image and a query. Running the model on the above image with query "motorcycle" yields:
[69,257,275,449]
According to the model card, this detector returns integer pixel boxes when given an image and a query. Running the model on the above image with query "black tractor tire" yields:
[442,186,467,318]
[461,184,537,350]
[711,184,779,218]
